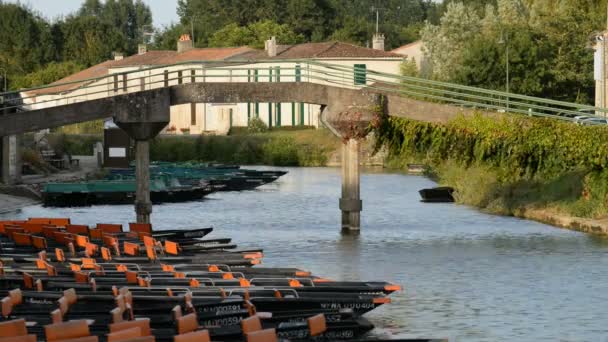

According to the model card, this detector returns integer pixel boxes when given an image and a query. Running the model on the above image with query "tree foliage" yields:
[169,0,439,49]
[0,0,152,89]
[421,0,605,104]
[208,20,304,48]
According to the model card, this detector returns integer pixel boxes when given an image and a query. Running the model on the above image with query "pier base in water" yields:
[1,135,22,185]
[340,138,362,231]
[135,140,152,224]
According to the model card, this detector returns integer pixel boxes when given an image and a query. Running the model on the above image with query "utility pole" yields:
[370,6,384,34]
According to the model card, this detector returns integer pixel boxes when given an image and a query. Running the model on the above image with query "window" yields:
[276,103,281,127]
[190,103,196,125]
[354,64,367,85]
[295,64,301,82]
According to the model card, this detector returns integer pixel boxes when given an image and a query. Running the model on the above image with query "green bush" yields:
[262,136,300,166]
[47,134,101,156]
[248,117,268,133]
[149,130,337,167]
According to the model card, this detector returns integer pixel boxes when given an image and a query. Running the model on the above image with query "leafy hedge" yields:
[375,114,608,179]
[374,114,608,218]
[150,132,332,166]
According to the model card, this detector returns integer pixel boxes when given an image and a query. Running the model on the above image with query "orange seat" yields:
[66,225,89,235]
[107,327,141,342]
[63,289,77,305]
[240,315,262,334]
[0,335,37,342]
[97,224,123,234]
[26,218,51,225]
[116,337,154,342]
[44,320,90,342]
[32,236,47,250]
[246,329,277,342]
[109,319,151,337]
[51,337,98,342]
[8,290,22,306]
[12,233,32,247]
[307,314,327,336]
[173,330,210,342]
[2,297,12,318]
[129,223,152,234]
[176,313,198,335]
[47,218,71,227]
[0,319,27,338]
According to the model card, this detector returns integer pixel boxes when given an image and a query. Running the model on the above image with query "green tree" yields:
[208,20,304,48]
[10,61,84,90]
[59,15,126,66]
[0,3,56,76]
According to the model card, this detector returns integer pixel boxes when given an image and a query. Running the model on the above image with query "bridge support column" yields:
[340,138,361,231]
[112,88,170,224]
[1,135,22,185]
[135,140,152,224]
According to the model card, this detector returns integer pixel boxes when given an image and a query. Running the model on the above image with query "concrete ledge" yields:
[515,207,608,235]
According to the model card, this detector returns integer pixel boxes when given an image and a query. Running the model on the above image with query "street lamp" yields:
[498,31,510,111]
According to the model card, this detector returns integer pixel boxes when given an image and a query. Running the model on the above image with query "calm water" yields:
[3,167,608,341]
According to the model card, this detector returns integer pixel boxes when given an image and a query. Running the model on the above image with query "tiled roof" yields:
[26,48,254,96]
[233,42,403,60]
[391,41,423,53]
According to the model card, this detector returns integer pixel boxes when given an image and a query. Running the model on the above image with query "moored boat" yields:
[418,186,455,203]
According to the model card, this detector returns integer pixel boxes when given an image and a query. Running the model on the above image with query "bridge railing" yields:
[0,59,606,124]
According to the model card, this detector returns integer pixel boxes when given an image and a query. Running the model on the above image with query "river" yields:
[2,167,607,341]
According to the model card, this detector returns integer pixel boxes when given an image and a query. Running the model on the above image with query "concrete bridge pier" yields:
[134,140,152,223]
[340,138,362,231]
[1,135,22,185]
[112,88,170,224]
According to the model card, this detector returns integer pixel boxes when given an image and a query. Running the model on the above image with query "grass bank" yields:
[375,114,608,231]
[150,128,340,166]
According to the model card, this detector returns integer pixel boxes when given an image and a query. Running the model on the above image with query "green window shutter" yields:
[268,103,272,128]
[255,102,259,117]
[295,64,301,82]
[248,69,251,82]
[276,103,281,127]
[354,64,366,85]
[291,102,295,126]
[254,69,258,82]
[275,66,280,82]
[269,68,273,82]
[299,103,305,126]
[247,103,251,123]
[229,109,233,128]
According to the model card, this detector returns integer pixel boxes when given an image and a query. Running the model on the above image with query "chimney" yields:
[113,52,124,61]
[372,33,385,51]
[138,44,147,55]
[265,36,277,57]
[177,34,194,53]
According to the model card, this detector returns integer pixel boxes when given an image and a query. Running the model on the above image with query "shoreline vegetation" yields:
[374,114,608,235]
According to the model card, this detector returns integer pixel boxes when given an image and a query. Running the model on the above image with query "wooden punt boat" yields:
[0,218,410,341]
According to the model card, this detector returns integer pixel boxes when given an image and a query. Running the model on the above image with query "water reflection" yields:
[2,167,607,340]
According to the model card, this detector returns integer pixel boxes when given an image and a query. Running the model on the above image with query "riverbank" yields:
[376,114,608,235]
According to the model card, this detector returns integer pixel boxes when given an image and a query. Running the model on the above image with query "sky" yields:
[4,0,180,26]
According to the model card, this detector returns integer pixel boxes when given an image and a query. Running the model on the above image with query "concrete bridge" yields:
[0,60,604,231]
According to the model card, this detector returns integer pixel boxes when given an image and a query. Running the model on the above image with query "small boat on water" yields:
[418,186,455,203]
[42,177,214,207]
